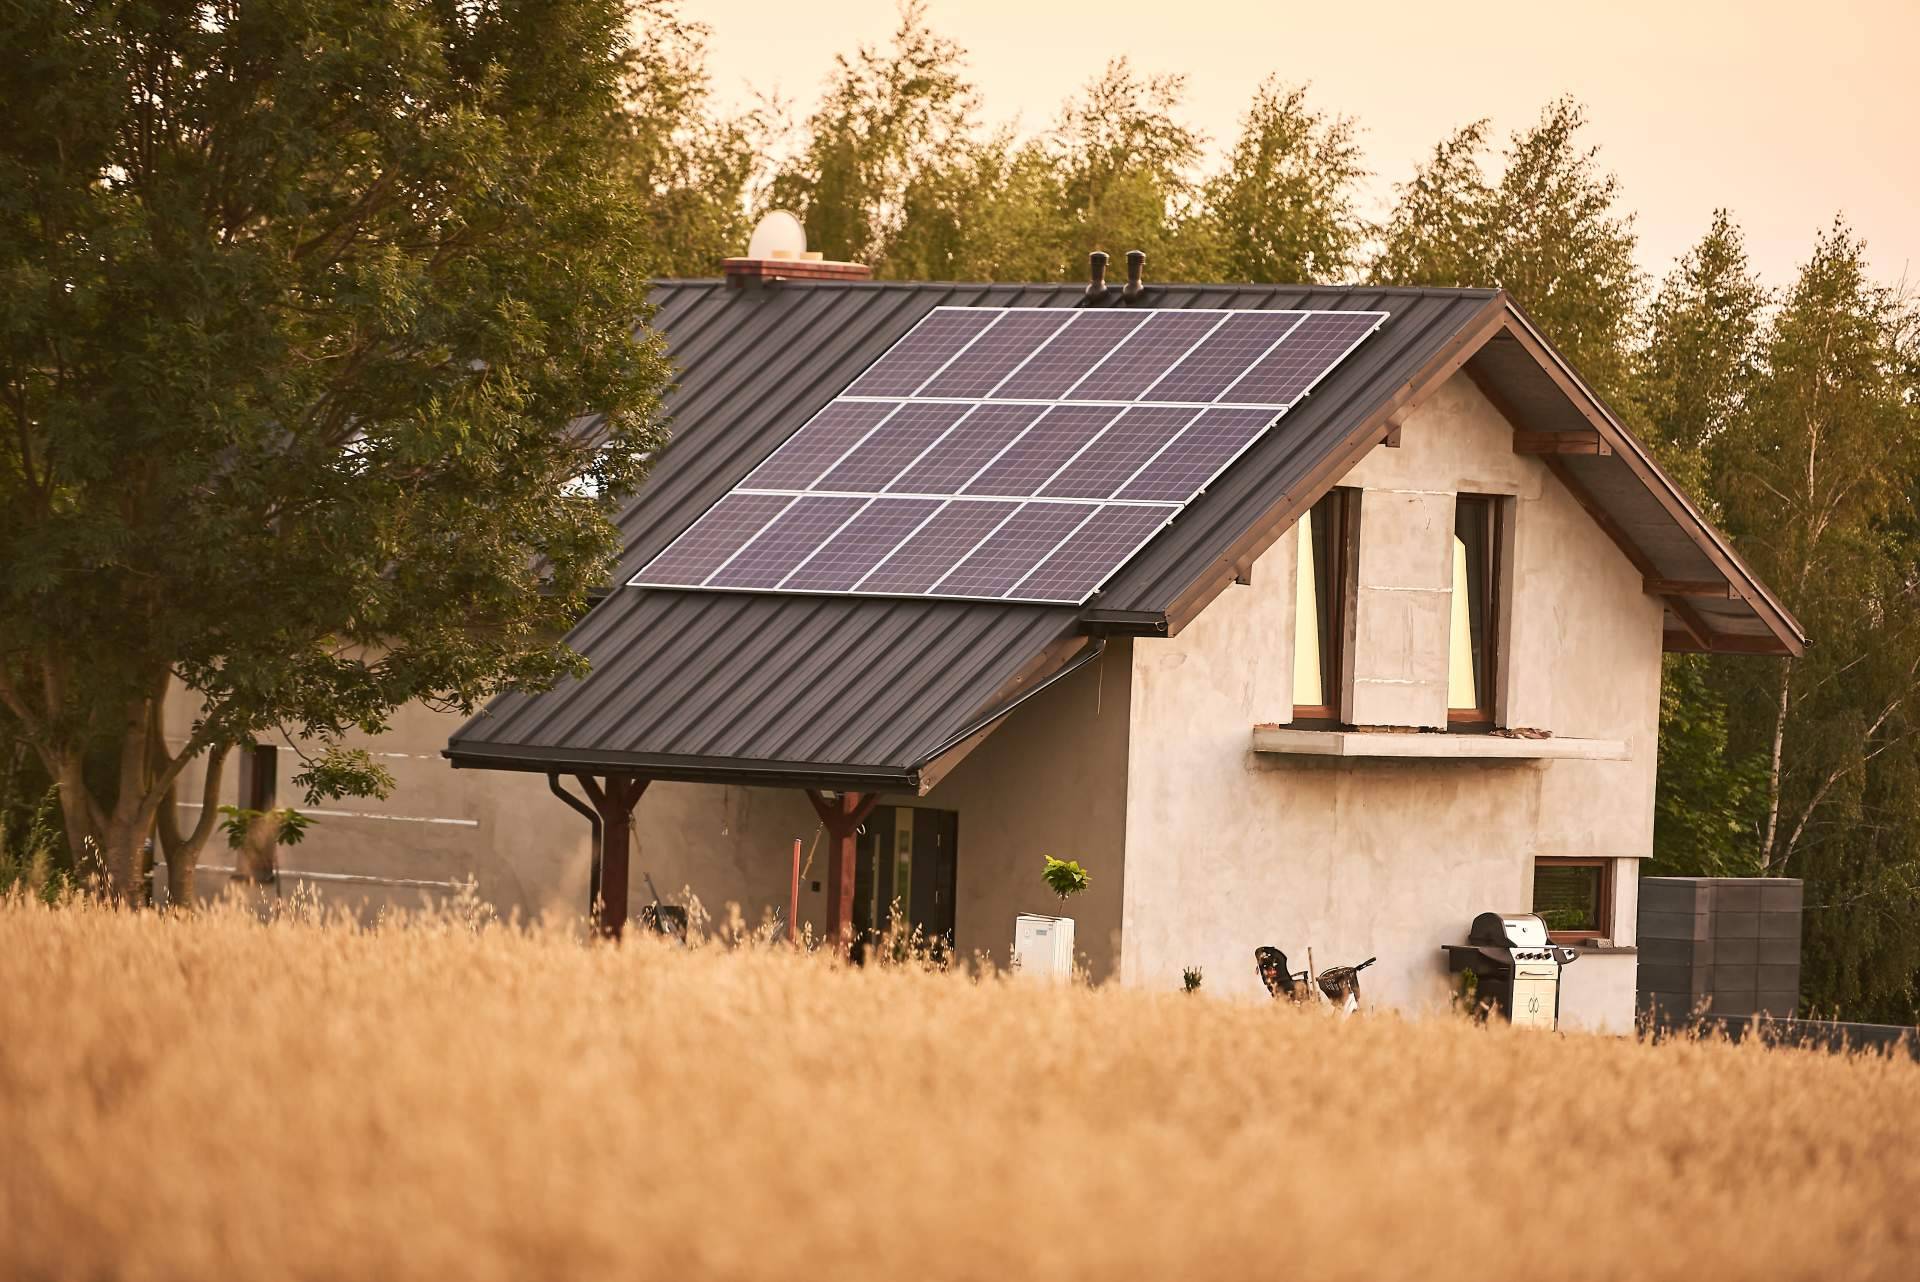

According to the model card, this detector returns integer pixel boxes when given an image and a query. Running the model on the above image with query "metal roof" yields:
[448,276,1805,789]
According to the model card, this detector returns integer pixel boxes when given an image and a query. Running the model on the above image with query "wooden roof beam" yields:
[1646,578,1741,600]
[1514,429,1611,456]
[1665,596,1714,650]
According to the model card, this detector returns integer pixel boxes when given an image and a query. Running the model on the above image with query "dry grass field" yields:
[2,894,1917,1281]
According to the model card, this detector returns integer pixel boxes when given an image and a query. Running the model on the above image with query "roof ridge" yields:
[649,277,1501,300]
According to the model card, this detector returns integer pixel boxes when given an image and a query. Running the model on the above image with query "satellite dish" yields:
[747,210,808,260]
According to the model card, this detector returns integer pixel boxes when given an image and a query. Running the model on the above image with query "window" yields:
[1533,858,1614,942]
[1292,489,1353,723]
[1448,495,1502,727]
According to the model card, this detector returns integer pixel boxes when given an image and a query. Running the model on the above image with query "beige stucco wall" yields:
[919,640,1133,977]
[1119,373,1663,1024]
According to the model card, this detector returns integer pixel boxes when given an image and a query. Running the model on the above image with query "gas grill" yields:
[1444,913,1579,1030]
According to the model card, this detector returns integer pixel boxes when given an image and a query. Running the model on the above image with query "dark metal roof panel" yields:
[449,586,1080,779]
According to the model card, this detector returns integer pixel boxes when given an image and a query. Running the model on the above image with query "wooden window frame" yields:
[1533,856,1615,943]
[1291,488,1355,727]
[1448,494,1504,731]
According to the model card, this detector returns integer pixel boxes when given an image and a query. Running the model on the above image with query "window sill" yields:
[1249,726,1629,761]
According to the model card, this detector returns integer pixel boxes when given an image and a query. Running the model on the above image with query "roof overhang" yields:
[446,741,920,793]
[1156,293,1807,657]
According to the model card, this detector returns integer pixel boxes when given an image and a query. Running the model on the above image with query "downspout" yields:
[548,773,603,904]
[911,639,1108,775]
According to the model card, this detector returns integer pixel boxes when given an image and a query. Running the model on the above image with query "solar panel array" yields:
[632,306,1388,604]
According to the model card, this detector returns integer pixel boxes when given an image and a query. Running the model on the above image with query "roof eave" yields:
[1143,291,1808,659]
[1493,298,1809,657]
[443,743,920,793]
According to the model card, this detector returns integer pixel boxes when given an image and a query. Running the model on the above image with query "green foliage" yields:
[1373,99,1643,402]
[1371,122,1493,292]
[1182,966,1203,993]
[1042,856,1091,901]
[1191,79,1367,284]
[292,746,396,806]
[0,749,67,904]
[766,1,974,266]
[1647,214,1920,1020]
[216,805,312,852]
[1634,211,1767,499]
[1706,221,1920,1020]
[1048,59,1208,279]
[1650,657,1767,878]
[612,2,757,275]
[0,0,671,891]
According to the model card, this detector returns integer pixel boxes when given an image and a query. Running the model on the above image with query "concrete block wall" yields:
[1637,876,1803,1021]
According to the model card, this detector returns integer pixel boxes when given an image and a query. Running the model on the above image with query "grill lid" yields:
[1469,912,1552,949]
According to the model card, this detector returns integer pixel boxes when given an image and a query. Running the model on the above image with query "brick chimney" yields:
[722,255,873,287]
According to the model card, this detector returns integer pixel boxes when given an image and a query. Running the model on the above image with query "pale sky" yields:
[694,0,1917,288]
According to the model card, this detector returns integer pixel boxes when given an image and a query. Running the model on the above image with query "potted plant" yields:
[1042,856,1091,901]
[1014,857,1091,981]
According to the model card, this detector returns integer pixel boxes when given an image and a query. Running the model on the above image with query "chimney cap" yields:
[1121,250,1147,303]
[722,257,874,287]
[1084,250,1113,304]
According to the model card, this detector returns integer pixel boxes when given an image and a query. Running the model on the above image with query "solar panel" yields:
[633,304,1388,604]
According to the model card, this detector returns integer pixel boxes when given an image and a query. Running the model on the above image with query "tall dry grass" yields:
[2,894,1917,1281]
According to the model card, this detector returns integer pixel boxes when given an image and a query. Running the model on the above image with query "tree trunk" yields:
[98,817,150,904]
[1759,663,1792,873]
[166,853,197,910]
[51,752,103,886]
[156,744,231,913]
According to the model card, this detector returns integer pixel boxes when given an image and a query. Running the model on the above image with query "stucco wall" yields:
[1120,373,1664,1022]
[919,640,1133,977]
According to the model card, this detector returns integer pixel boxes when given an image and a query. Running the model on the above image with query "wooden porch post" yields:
[806,790,880,950]
[577,774,649,939]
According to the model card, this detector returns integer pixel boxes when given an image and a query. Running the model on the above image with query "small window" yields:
[1448,495,1502,727]
[1534,858,1614,942]
[1292,489,1353,723]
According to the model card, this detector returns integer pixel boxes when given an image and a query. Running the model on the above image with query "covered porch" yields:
[446,607,1134,965]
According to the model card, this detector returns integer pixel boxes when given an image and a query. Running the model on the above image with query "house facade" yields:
[166,263,1803,1034]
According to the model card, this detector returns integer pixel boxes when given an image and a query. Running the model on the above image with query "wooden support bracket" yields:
[1514,430,1612,456]
[580,774,649,939]
[1664,596,1714,650]
[1645,578,1740,600]
[806,790,881,950]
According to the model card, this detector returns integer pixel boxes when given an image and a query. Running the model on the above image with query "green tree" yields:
[614,1,756,274]
[1371,121,1494,291]
[887,56,1210,284]
[1649,655,1767,878]
[886,131,1063,283]
[0,0,669,903]
[1194,79,1367,284]
[766,1,974,267]
[1374,99,1642,401]
[1637,215,1773,883]
[1709,222,1920,1019]
[1636,211,1768,498]
[1050,58,1207,280]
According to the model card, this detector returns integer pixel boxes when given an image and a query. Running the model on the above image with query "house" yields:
[162,252,1802,1032]
[433,255,1805,1032]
